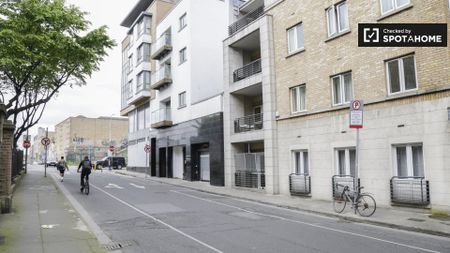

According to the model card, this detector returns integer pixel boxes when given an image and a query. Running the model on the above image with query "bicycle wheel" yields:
[356,194,376,217]
[84,181,89,195]
[333,194,347,213]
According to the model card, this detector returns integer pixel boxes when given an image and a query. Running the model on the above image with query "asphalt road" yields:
[49,166,450,253]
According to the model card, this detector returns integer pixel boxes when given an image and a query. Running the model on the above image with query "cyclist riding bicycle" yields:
[77,156,92,192]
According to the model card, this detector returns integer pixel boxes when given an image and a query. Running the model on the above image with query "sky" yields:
[30,0,137,136]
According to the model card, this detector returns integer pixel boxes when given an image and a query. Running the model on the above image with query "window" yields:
[287,23,304,54]
[136,43,151,64]
[136,71,151,91]
[127,54,133,74]
[128,110,136,133]
[336,148,356,176]
[386,55,417,94]
[293,150,309,175]
[290,85,306,113]
[179,13,187,31]
[178,92,186,108]
[331,72,352,106]
[127,79,133,98]
[179,47,187,64]
[137,103,149,131]
[394,144,424,177]
[380,0,410,15]
[137,16,151,36]
[327,1,349,37]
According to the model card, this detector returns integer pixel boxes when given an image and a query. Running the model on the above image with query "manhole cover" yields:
[103,240,135,251]
[407,218,425,222]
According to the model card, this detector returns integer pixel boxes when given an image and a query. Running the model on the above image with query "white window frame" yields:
[179,13,187,31]
[380,0,410,15]
[290,84,306,113]
[127,54,133,74]
[127,79,133,99]
[178,91,186,108]
[179,47,187,64]
[326,1,349,37]
[331,72,353,106]
[386,54,418,95]
[292,150,309,175]
[287,23,305,54]
[335,147,355,176]
[393,144,425,177]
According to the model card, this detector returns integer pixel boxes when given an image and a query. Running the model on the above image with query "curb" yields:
[114,171,450,239]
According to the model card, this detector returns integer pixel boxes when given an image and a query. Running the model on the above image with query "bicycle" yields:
[333,183,376,217]
[77,171,90,195]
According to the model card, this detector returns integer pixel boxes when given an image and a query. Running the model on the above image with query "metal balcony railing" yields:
[390,176,430,206]
[234,152,265,189]
[289,174,311,195]
[234,113,263,133]
[332,175,360,199]
[228,6,264,36]
[151,108,171,124]
[233,59,262,82]
[151,33,172,60]
[151,65,172,90]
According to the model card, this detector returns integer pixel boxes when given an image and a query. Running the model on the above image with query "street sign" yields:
[144,144,151,153]
[23,140,31,149]
[350,100,364,129]
[41,137,51,146]
[109,145,115,152]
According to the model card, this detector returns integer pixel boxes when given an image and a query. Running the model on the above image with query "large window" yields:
[331,72,352,106]
[336,148,356,176]
[293,150,309,175]
[136,43,151,64]
[137,103,149,131]
[136,71,151,91]
[179,13,187,31]
[179,47,187,64]
[137,16,151,36]
[380,0,410,15]
[127,79,133,98]
[128,110,136,133]
[394,144,424,177]
[386,54,417,95]
[290,85,306,113]
[326,1,349,37]
[178,91,186,108]
[127,54,133,74]
[287,23,304,54]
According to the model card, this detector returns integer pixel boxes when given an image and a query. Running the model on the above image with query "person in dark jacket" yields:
[77,156,92,192]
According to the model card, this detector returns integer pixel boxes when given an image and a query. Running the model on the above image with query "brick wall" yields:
[0,120,15,213]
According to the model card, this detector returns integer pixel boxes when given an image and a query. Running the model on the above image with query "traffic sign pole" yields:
[350,100,363,214]
[44,128,48,177]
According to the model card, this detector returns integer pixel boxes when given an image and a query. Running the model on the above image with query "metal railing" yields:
[151,65,171,86]
[332,175,360,199]
[390,176,430,206]
[11,149,24,181]
[234,113,263,133]
[228,6,264,36]
[151,108,171,123]
[289,173,311,195]
[151,33,171,58]
[234,152,265,189]
[233,58,262,82]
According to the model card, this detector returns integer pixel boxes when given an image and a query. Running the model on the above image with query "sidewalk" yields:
[114,170,450,238]
[0,169,106,253]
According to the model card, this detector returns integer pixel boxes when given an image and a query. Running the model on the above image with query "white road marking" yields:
[129,183,145,189]
[171,190,441,253]
[91,184,223,253]
[105,183,123,189]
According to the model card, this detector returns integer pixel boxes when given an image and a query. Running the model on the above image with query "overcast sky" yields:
[30,0,137,136]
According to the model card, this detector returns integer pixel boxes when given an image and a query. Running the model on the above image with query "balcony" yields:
[128,88,151,105]
[233,59,261,82]
[151,66,172,90]
[151,33,172,60]
[332,175,360,199]
[151,108,172,128]
[228,6,264,36]
[390,176,430,206]
[234,113,263,133]
[234,152,265,189]
[289,174,311,196]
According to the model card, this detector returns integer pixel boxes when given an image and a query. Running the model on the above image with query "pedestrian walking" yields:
[57,156,69,182]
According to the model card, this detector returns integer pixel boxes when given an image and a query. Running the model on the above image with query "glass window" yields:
[332,72,352,106]
[395,144,424,177]
[327,1,349,37]
[290,85,306,113]
[293,150,309,175]
[137,43,151,64]
[128,110,136,133]
[178,92,186,108]
[386,55,417,95]
[287,23,304,54]
[127,80,133,98]
[179,47,187,64]
[179,13,187,31]
[336,148,356,176]
[380,0,410,15]
[137,71,151,91]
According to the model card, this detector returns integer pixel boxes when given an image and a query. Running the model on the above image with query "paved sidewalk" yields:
[0,168,106,253]
[114,170,450,238]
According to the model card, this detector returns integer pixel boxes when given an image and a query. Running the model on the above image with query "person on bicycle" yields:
[77,156,92,192]
[57,156,69,182]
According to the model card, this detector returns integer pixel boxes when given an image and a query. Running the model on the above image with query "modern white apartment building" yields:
[121,0,228,186]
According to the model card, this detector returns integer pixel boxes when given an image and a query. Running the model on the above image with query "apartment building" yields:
[30,127,56,163]
[223,0,279,194]
[121,0,228,186]
[263,0,450,210]
[54,116,128,163]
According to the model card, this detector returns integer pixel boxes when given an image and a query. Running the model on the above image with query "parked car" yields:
[96,157,126,170]
[46,161,57,167]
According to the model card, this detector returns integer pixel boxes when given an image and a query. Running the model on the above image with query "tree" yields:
[0,0,115,147]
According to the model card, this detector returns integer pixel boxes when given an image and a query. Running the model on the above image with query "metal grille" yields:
[390,176,430,206]
[11,149,24,181]
[228,6,264,36]
[332,175,360,199]
[235,171,265,189]
[234,152,265,189]
[289,174,311,195]
[233,58,262,82]
[103,240,134,251]
[234,113,263,133]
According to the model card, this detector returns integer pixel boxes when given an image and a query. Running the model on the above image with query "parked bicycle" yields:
[333,183,376,217]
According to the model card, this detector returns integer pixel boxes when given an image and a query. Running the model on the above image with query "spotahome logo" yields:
[358,23,447,47]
